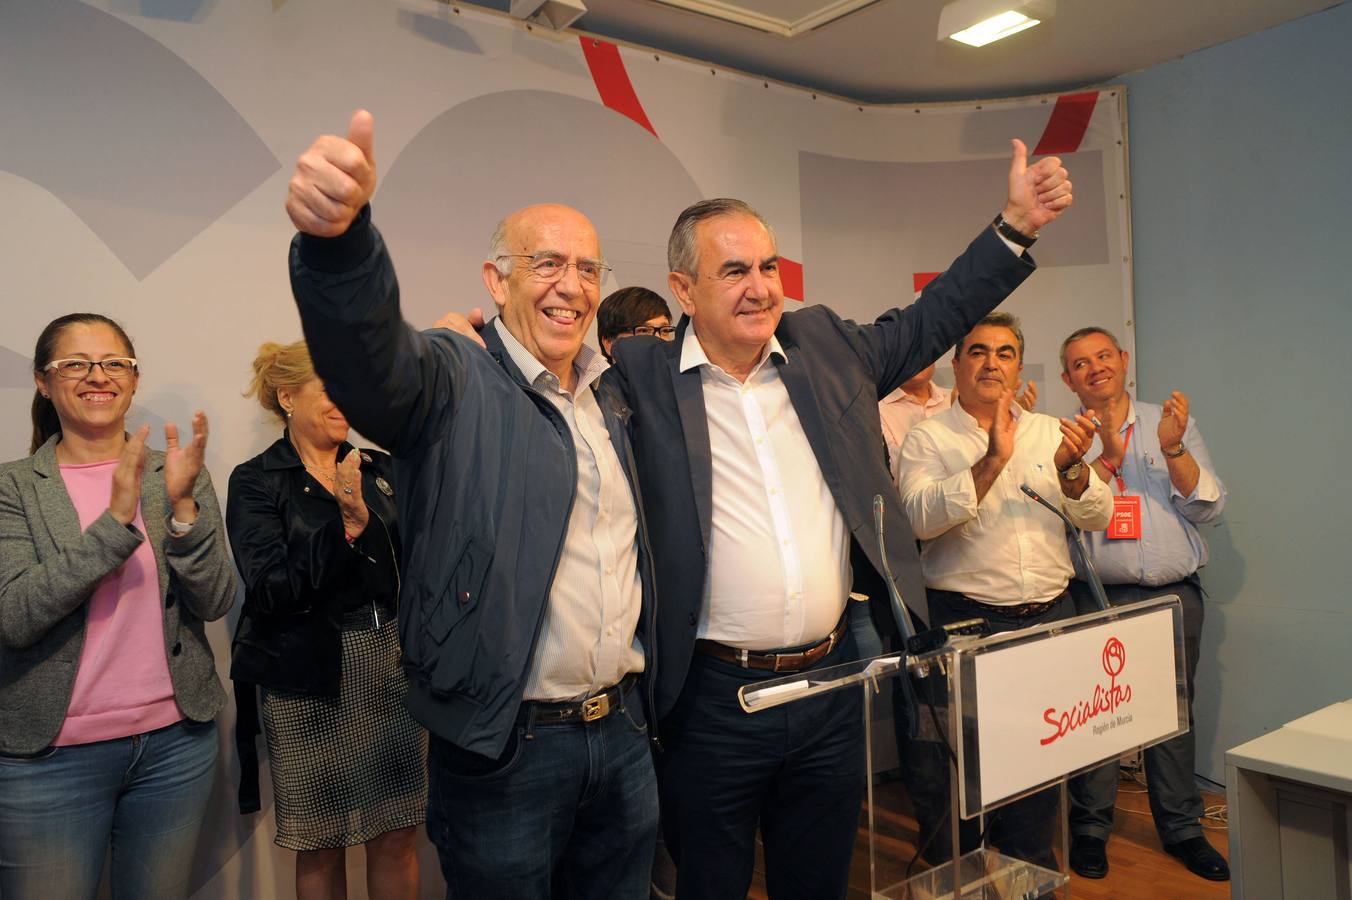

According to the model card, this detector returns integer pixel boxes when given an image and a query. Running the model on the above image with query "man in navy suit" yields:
[607,140,1073,899]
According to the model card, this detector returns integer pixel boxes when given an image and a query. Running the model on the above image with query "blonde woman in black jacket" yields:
[228,340,424,900]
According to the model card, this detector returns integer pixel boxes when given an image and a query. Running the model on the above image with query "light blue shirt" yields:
[1076,398,1226,586]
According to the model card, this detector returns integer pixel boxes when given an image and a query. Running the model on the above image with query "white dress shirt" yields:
[880,383,952,485]
[493,320,645,701]
[897,401,1113,605]
[681,330,851,650]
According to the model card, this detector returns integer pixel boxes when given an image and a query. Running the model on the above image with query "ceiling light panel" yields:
[949,10,1041,47]
[646,0,882,37]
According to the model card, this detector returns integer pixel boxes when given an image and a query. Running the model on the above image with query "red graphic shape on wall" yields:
[779,257,804,301]
[913,271,941,294]
[1034,91,1100,156]
[579,38,658,138]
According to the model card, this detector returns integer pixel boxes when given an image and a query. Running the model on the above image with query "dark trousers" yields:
[657,632,863,900]
[900,589,1073,871]
[424,683,658,900]
[1068,576,1207,843]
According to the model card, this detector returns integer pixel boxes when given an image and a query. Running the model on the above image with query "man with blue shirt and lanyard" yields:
[1059,326,1230,884]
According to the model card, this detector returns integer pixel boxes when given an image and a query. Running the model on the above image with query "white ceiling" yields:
[551,0,1346,102]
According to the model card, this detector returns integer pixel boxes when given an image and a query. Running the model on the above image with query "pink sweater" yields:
[55,460,181,745]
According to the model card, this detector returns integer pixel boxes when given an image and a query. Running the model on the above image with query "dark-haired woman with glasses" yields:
[596,286,675,363]
[0,313,236,898]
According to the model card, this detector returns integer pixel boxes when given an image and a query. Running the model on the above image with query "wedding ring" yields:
[342,486,354,495]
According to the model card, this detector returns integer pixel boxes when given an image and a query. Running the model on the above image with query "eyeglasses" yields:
[620,325,677,341]
[44,358,139,380]
[498,254,611,286]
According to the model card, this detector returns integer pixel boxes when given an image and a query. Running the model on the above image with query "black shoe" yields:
[1070,834,1109,879]
[1163,836,1231,881]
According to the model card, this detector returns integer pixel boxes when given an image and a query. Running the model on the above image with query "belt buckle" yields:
[581,693,610,723]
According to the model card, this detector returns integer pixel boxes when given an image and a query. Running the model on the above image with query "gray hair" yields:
[667,198,776,275]
[1059,326,1122,372]
[955,311,1025,360]
[488,217,512,277]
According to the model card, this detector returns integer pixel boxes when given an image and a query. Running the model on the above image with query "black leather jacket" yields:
[226,434,400,696]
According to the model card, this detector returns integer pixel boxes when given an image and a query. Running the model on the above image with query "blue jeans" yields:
[0,719,218,900]
[425,684,658,900]
[657,632,863,900]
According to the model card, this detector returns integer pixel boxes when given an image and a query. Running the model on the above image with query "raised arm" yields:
[286,111,475,454]
[857,140,1074,396]
[1160,395,1226,524]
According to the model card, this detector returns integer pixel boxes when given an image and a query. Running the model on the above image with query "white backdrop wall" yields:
[0,1,1132,896]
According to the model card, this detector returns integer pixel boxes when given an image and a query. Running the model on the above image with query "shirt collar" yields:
[883,383,950,408]
[678,326,785,376]
[491,317,608,395]
[950,395,1024,432]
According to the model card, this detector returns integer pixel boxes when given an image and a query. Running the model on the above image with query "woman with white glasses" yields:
[0,312,235,899]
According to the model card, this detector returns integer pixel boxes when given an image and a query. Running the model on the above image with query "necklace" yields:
[302,462,335,479]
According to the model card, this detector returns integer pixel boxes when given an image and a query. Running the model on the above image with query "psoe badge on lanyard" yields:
[1109,494,1142,540]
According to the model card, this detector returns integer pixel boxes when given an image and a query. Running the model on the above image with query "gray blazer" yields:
[0,436,236,755]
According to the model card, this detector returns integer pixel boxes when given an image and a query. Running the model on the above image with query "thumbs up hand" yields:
[286,110,378,237]
[1001,137,1072,239]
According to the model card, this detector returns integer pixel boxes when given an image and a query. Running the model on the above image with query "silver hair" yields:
[488,217,513,277]
[955,311,1025,360]
[667,198,776,275]
[1059,326,1122,372]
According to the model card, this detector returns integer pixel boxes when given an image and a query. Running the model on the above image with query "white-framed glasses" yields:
[43,357,139,380]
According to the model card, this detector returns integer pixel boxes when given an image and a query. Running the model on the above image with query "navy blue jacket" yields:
[288,207,658,759]
[609,225,1035,720]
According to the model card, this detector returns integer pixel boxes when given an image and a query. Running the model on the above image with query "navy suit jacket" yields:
[609,226,1036,720]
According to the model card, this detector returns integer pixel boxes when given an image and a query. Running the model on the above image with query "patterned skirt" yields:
[260,614,428,851]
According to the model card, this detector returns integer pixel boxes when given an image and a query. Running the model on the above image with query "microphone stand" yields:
[873,494,927,739]
[873,494,919,645]
[1019,483,1111,612]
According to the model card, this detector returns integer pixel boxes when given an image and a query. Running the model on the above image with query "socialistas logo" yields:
[1040,637,1133,746]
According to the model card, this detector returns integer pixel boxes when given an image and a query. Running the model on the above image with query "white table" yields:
[1227,699,1352,899]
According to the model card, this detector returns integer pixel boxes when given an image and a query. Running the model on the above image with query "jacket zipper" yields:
[518,386,580,720]
[365,503,400,629]
[614,410,663,752]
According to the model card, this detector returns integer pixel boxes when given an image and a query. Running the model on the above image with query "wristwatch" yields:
[992,213,1037,248]
[1058,460,1085,481]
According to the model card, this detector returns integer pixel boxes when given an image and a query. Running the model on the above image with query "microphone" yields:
[873,493,925,740]
[1019,483,1111,612]
[873,494,918,643]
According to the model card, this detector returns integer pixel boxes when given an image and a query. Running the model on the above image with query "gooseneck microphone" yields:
[1019,483,1111,612]
[873,493,926,740]
[873,494,918,643]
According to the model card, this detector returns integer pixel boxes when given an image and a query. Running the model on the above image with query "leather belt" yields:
[968,594,1064,619]
[695,615,848,673]
[521,674,639,725]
